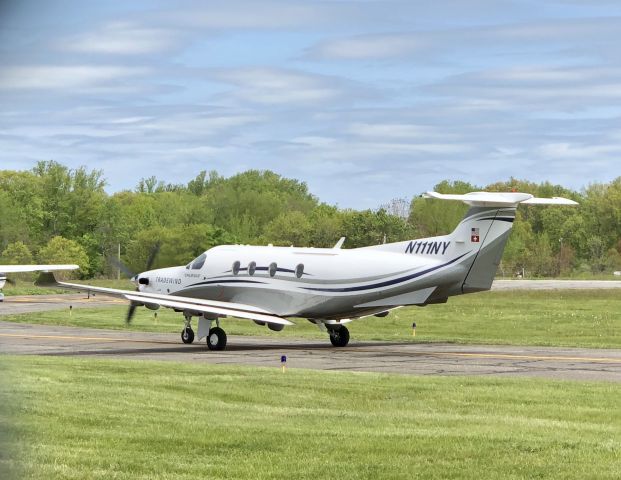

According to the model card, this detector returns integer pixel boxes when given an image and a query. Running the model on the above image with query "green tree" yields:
[307,204,345,247]
[0,241,34,265]
[340,209,413,248]
[38,236,90,278]
[124,224,236,272]
[262,211,312,246]
[203,170,318,242]
[409,180,478,236]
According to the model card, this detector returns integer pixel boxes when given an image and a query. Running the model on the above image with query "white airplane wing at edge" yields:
[35,272,294,326]
[0,264,79,273]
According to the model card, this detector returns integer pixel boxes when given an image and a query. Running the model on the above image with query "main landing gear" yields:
[328,325,350,347]
[206,327,227,351]
[181,315,227,350]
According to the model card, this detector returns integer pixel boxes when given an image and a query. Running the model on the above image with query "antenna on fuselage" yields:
[333,237,346,249]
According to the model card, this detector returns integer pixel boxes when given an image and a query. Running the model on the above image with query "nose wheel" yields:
[181,326,195,344]
[328,325,350,347]
[207,327,227,351]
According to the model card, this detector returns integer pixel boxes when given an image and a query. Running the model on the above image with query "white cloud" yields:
[537,142,621,159]
[166,1,336,30]
[141,112,265,136]
[308,17,621,60]
[312,34,426,60]
[0,65,148,90]
[209,68,359,105]
[425,65,621,111]
[346,122,453,140]
[60,22,180,55]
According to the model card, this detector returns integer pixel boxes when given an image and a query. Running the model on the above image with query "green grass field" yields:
[1,279,135,296]
[1,355,619,480]
[2,290,620,348]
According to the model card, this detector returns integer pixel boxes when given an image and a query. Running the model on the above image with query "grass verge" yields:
[1,355,619,479]
[2,289,620,348]
[1,279,135,296]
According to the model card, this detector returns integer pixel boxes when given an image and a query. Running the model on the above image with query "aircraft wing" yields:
[0,264,79,273]
[35,272,293,326]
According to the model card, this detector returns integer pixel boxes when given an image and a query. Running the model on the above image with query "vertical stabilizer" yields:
[454,206,516,293]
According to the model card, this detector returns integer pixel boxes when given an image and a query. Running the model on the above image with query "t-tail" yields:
[365,191,578,294]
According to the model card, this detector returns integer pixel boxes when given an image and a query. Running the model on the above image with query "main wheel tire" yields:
[206,327,227,351]
[181,327,195,344]
[329,325,350,347]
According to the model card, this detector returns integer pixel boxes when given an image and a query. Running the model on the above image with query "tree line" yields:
[0,161,620,278]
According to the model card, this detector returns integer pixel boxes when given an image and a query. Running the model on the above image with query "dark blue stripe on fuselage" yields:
[480,217,515,223]
[301,252,471,293]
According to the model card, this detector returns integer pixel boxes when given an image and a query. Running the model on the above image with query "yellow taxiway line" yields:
[1,332,620,363]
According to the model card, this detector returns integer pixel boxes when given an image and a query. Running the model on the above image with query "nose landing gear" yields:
[181,326,195,344]
[181,314,195,344]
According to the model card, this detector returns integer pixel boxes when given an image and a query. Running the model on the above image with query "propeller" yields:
[107,242,161,325]
[144,242,161,272]
[126,303,138,325]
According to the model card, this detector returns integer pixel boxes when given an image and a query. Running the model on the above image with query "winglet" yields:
[333,237,346,249]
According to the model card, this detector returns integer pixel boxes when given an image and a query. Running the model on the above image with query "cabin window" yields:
[191,253,207,270]
[232,261,241,275]
[248,261,256,276]
[269,262,277,277]
[295,263,304,278]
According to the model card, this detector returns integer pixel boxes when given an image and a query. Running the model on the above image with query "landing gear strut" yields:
[206,327,227,351]
[328,325,350,347]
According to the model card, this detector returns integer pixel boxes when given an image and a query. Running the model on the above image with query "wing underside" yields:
[35,272,294,326]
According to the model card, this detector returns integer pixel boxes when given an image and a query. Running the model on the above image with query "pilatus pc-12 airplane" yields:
[37,191,577,350]
[0,265,78,301]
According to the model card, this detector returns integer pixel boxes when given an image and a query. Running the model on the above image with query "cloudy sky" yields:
[1,0,620,208]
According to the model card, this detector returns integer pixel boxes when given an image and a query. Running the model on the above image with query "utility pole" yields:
[118,242,121,281]
[559,237,563,276]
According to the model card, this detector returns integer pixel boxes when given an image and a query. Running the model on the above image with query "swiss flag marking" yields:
[471,227,480,243]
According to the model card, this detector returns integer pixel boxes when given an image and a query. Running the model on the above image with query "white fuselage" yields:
[135,243,467,320]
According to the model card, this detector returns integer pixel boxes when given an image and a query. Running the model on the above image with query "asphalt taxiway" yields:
[0,293,123,315]
[1,320,619,382]
[1,290,620,382]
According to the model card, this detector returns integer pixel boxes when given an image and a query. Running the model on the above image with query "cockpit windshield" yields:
[189,253,207,270]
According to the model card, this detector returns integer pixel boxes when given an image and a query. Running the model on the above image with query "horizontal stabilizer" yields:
[424,191,578,207]
[521,197,579,205]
